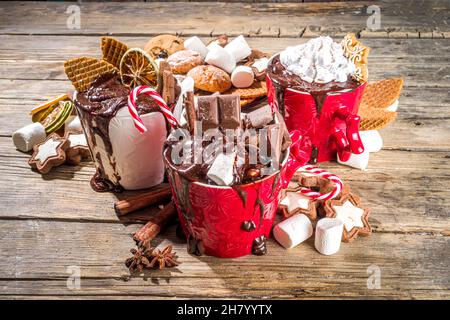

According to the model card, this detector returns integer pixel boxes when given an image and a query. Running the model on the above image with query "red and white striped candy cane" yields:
[297,165,343,201]
[128,85,179,133]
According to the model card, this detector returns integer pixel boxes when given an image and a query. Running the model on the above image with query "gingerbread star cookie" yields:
[64,131,91,165]
[278,188,317,220]
[323,193,371,242]
[29,133,69,174]
[341,33,370,83]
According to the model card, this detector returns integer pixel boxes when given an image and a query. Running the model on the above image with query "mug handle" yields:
[280,130,312,189]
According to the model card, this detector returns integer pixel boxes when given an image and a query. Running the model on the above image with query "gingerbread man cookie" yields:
[28,133,69,174]
[323,193,372,242]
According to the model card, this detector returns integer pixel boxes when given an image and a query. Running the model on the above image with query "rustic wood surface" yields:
[0,1,449,299]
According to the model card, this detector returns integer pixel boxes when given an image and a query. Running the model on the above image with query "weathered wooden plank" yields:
[0,219,448,299]
[0,134,449,233]
[0,1,448,38]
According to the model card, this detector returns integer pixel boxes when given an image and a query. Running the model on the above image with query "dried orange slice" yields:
[119,48,159,88]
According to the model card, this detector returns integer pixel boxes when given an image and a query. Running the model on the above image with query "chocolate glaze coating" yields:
[75,73,163,192]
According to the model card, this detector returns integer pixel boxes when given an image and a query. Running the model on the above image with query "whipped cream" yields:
[280,36,356,84]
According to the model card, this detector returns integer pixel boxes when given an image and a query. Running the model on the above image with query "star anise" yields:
[125,240,154,273]
[148,245,180,269]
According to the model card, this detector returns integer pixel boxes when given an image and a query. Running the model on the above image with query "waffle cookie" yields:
[225,81,267,99]
[101,37,129,69]
[64,57,118,92]
[358,77,404,130]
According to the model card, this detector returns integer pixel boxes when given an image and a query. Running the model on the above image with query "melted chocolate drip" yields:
[188,237,205,256]
[233,185,248,208]
[241,221,256,232]
[75,73,164,192]
[267,55,359,117]
[252,235,267,256]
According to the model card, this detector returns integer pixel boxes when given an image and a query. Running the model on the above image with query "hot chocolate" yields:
[75,72,170,192]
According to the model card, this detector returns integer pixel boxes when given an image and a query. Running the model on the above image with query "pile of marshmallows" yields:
[184,35,268,88]
[280,36,356,84]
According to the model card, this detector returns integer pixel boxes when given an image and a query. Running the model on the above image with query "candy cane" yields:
[296,165,343,201]
[128,85,178,133]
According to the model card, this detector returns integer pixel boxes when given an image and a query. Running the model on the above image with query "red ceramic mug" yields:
[164,131,311,258]
[266,55,366,163]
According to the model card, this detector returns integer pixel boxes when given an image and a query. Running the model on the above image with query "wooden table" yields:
[0,1,449,299]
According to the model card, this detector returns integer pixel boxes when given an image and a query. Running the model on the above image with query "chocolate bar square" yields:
[196,96,219,132]
[217,94,241,130]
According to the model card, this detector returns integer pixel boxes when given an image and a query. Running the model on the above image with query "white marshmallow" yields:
[65,115,82,133]
[386,99,399,112]
[360,130,383,153]
[337,148,370,170]
[273,214,313,249]
[314,218,344,255]
[184,36,208,58]
[252,58,269,72]
[207,152,236,186]
[12,122,46,152]
[231,65,254,88]
[224,35,252,62]
[205,44,236,74]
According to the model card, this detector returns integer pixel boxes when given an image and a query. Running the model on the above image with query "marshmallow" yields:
[273,214,313,249]
[224,35,252,62]
[12,122,46,152]
[231,65,254,88]
[184,36,208,58]
[360,130,383,153]
[207,151,236,186]
[205,44,236,74]
[338,148,370,170]
[65,115,82,133]
[314,218,344,255]
[252,58,269,73]
[386,99,399,112]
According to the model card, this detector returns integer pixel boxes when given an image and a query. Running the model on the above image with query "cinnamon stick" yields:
[114,185,172,216]
[162,70,176,105]
[133,202,177,243]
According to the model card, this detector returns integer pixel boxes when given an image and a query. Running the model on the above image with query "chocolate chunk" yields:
[309,147,318,164]
[241,220,256,232]
[217,94,241,130]
[266,124,283,166]
[196,96,219,132]
[243,104,273,128]
[274,110,292,151]
[252,235,267,255]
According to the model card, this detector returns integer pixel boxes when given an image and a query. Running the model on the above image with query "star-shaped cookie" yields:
[323,193,371,242]
[278,187,317,220]
[64,131,91,165]
[29,133,69,174]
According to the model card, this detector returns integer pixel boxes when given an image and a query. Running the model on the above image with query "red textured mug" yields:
[164,131,311,258]
[266,55,366,163]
